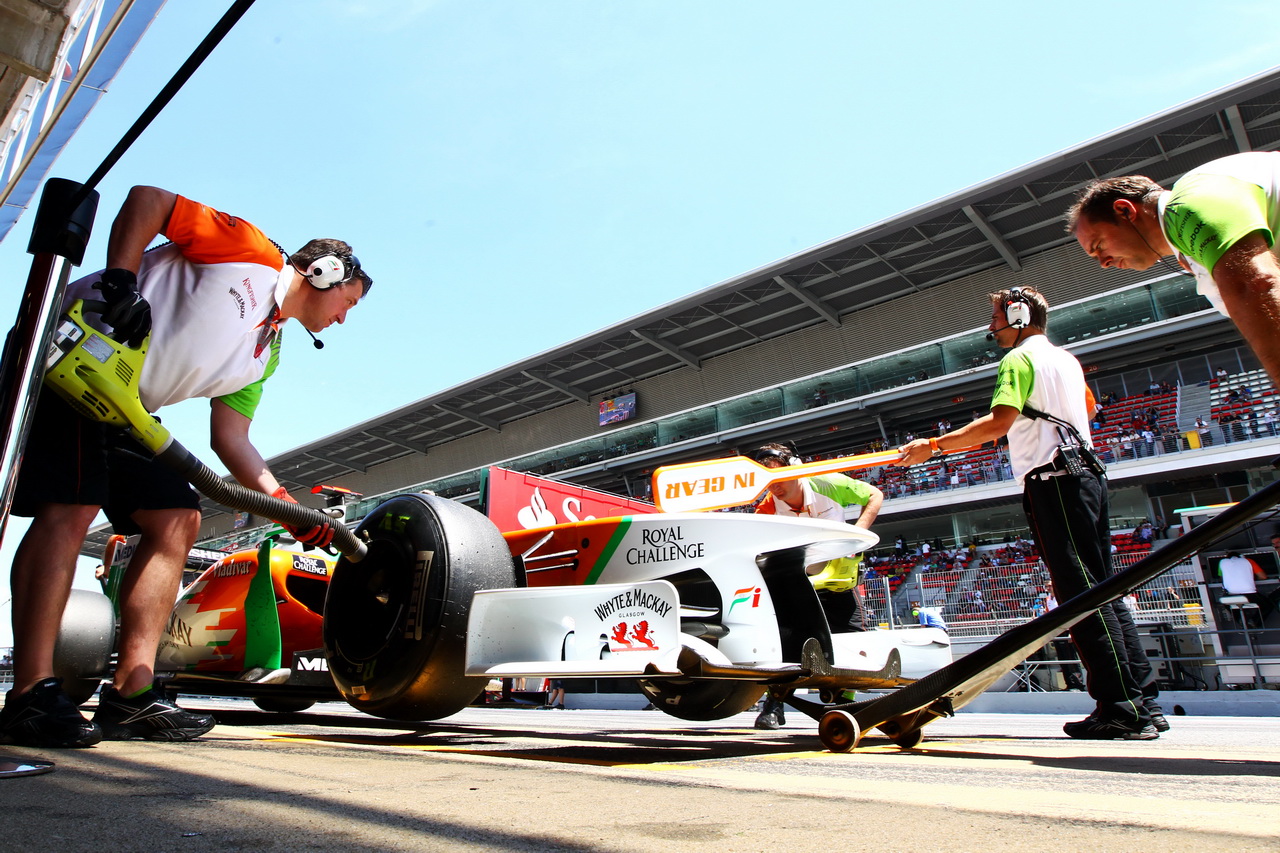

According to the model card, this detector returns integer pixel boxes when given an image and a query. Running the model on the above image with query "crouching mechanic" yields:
[749,441,883,729]
[0,186,371,748]
[895,287,1164,740]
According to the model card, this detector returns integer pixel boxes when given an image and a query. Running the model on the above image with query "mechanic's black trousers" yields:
[1022,468,1154,723]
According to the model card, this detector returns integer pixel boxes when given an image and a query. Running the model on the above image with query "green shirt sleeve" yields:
[991,349,1034,411]
[808,472,874,507]
[1163,173,1273,272]
[217,332,281,419]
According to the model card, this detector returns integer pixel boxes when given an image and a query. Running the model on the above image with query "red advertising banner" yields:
[483,467,656,532]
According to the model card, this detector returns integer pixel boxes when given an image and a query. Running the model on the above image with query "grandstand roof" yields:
[0,1,165,243]
[265,67,1280,493]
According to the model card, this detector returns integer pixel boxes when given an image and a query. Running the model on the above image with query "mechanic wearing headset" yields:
[750,440,883,729]
[895,287,1163,740]
[1,186,372,748]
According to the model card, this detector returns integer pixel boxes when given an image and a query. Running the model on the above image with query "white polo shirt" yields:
[66,196,287,416]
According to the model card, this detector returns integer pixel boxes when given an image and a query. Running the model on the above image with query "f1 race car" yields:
[59,469,951,726]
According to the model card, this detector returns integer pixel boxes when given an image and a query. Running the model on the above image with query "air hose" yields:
[158,439,366,561]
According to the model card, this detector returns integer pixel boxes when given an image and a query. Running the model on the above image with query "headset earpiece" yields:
[1005,287,1033,329]
[303,254,352,290]
[784,440,801,467]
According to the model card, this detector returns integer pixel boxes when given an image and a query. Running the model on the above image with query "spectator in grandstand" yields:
[894,286,1163,740]
[1218,412,1236,444]
[1067,153,1280,389]
[748,440,883,729]
[1195,415,1213,446]
[1132,521,1155,546]
[1139,427,1156,457]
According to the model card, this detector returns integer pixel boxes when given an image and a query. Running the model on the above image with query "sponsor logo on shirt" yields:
[228,287,246,319]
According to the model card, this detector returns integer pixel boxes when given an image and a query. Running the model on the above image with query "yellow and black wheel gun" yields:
[43,299,367,561]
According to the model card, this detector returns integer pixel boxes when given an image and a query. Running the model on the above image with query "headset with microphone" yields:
[986,287,1034,341]
[293,252,363,349]
[750,441,802,467]
[301,253,362,290]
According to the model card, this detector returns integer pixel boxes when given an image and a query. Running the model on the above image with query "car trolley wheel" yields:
[54,589,115,706]
[637,678,765,721]
[252,696,316,713]
[819,709,862,753]
[323,493,515,721]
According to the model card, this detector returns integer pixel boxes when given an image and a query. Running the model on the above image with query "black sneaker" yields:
[93,685,215,741]
[1144,699,1170,732]
[753,711,780,730]
[0,677,102,748]
[1063,711,1158,740]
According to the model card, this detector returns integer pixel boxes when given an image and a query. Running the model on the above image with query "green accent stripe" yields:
[584,518,633,585]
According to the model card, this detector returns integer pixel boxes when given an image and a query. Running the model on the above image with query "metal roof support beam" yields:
[434,402,501,432]
[631,329,701,369]
[863,244,921,292]
[962,205,1022,272]
[1224,105,1252,152]
[709,309,763,343]
[302,452,366,474]
[773,274,840,326]
[365,428,429,454]
[520,370,589,403]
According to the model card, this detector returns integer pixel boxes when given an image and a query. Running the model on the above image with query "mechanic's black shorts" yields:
[12,390,200,534]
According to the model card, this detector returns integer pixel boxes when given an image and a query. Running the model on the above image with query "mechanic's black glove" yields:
[93,267,151,348]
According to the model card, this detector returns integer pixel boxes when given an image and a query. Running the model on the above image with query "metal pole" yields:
[0,179,96,779]
[0,179,98,545]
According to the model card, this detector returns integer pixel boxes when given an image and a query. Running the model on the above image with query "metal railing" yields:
[862,549,1203,638]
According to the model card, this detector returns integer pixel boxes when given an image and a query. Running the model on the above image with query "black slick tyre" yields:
[323,493,515,721]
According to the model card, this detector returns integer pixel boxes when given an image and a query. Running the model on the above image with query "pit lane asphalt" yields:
[2,698,1277,852]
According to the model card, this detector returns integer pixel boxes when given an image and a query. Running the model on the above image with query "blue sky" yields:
[1,0,1278,642]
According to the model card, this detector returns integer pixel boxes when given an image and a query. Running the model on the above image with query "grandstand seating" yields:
[1208,368,1278,442]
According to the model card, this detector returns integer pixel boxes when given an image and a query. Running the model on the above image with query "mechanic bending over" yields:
[750,440,883,729]
[0,186,372,748]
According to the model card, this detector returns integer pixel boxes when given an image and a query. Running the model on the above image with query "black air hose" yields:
[157,439,366,561]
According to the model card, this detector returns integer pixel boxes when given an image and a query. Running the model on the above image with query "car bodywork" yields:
[74,470,950,724]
